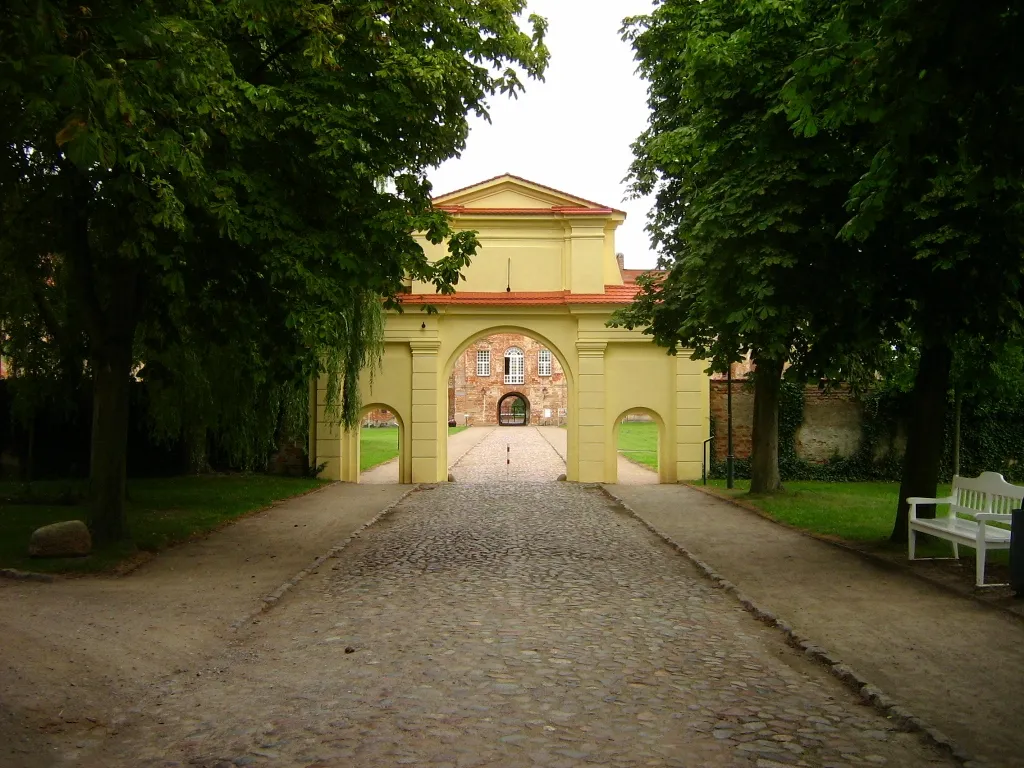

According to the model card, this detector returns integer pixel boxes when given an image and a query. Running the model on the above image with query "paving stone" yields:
[81,429,955,767]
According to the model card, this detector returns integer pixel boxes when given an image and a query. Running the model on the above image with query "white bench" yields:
[908,471,1024,587]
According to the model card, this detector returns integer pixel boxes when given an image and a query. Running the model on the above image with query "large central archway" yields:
[439,322,578,481]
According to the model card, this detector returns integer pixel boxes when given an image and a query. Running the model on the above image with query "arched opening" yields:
[497,392,530,426]
[611,407,666,485]
[355,404,408,484]
[444,327,572,482]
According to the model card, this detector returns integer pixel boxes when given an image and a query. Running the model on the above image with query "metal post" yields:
[701,437,713,486]
[726,364,735,489]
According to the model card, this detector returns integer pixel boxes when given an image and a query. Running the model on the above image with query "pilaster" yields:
[409,339,443,482]
[675,354,709,480]
[576,341,608,481]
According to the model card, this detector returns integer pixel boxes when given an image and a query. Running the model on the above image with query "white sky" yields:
[429,0,659,270]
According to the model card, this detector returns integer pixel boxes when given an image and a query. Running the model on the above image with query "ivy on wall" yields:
[710,380,1024,483]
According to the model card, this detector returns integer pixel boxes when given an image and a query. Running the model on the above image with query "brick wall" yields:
[710,380,754,461]
[710,380,862,462]
[362,408,398,427]
[450,333,568,426]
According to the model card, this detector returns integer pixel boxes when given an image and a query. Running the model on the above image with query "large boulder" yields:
[28,520,92,558]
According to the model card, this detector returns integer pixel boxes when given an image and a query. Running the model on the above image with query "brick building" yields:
[449,333,567,426]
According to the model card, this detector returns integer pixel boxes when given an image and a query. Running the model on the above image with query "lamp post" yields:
[726,362,735,489]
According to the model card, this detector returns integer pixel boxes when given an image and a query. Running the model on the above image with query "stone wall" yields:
[449,333,568,426]
[709,381,863,462]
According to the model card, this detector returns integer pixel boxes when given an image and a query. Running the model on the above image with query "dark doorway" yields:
[498,393,530,426]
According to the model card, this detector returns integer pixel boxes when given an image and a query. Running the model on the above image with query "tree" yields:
[615,0,861,493]
[1,1,548,544]
[783,0,1024,540]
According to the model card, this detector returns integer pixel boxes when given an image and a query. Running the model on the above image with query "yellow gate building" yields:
[310,175,710,484]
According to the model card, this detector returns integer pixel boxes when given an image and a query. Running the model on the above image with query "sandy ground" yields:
[610,484,1024,767]
[0,483,407,767]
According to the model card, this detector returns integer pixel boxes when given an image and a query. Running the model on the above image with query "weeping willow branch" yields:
[323,289,385,429]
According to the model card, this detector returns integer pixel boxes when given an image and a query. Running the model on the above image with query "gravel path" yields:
[453,426,565,483]
[80,460,952,767]
[613,483,1024,767]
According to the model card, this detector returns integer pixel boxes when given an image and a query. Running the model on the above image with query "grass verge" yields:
[617,422,658,470]
[699,478,1008,564]
[0,475,324,575]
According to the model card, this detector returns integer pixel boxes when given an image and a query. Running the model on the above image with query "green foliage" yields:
[613,0,861,375]
[0,1,548,540]
[780,0,1024,372]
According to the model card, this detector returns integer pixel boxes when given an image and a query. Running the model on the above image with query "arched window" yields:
[504,347,525,384]
[538,349,552,377]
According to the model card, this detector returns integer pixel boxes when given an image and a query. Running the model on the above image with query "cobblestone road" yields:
[80,434,952,768]
[453,426,565,483]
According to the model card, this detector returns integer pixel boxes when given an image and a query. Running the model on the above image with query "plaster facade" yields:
[309,175,710,484]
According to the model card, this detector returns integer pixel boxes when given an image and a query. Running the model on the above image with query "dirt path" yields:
[0,482,408,768]
[609,484,1024,767]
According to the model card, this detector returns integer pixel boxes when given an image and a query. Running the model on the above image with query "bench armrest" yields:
[907,495,955,521]
[906,495,955,505]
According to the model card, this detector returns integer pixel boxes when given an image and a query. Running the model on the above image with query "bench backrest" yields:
[951,472,1024,517]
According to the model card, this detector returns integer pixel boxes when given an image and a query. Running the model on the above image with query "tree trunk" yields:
[182,421,209,474]
[891,343,953,543]
[750,356,785,494]
[25,419,35,483]
[89,338,135,545]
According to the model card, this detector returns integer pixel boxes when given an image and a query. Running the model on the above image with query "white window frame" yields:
[504,347,525,385]
[538,349,552,377]
[476,349,491,377]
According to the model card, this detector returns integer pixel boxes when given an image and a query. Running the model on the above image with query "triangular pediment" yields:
[433,174,622,213]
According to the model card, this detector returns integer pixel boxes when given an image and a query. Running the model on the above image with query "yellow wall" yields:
[311,175,710,484]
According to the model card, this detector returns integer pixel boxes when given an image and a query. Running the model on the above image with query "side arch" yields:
[343,402,410,483]
[609,406,676,484]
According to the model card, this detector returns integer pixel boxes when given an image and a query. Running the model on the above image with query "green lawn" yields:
[0,475,324,574]
[359,425,468,472]
[617,421,658,470]
[701,478,1007,563]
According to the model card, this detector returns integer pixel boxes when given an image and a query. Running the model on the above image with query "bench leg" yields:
[908,527,916,560]
[976,546,986,587]
[952,541,959,560]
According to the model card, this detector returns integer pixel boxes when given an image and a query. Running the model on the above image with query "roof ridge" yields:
[431,173,624,215]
